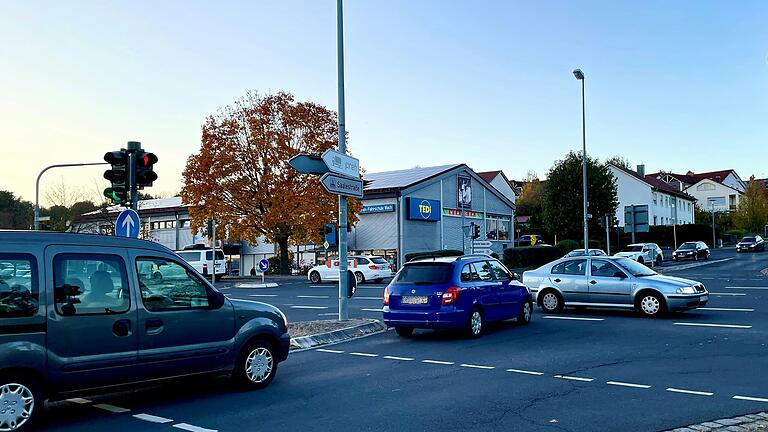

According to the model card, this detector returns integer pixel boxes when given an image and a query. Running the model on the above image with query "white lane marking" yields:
[309,285,327,288]
[66,398,92,404]
[674,322,752,329]
[296,295,330,299]
[316,349,344,353]
[383,355,414,361]
[750,278,764,281]
[460,363,495,370]
[506,368,544,376]
[422,359,454,365]
[709,292,746,296]
[349,352,378,357]
[354,296,383,300]
[289,305,329,309]
[699,307,754,312]
[248,294,277,297]
[726,286,768,290]
[733,395,768,403]
[173,423,218,432]
[133,413,173,424]
[361,308,384,312]
[607,381,651,389]
[317,313,338,316]
[94,403,131,413]
[666,387,714,396]
[543,316,605,321]
[554,375,594,382]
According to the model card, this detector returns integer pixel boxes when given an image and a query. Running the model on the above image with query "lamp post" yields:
[573,68,588,253]
[709,200,716,249]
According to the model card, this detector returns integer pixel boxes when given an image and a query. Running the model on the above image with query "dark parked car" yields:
[736,236,765,253]
[0,232,290,431]
[515,235,544,247]
[382,255,533,338]
[672,241,710,261]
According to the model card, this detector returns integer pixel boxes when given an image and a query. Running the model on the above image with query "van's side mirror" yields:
[210,290,226,309]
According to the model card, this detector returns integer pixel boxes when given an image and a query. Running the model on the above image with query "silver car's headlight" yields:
[677,286,696,294]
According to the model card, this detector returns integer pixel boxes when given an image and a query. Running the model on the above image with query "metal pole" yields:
[631,205,636,244]
[461,210,465,252]
[711,204,716,249]
[606,215,610,255]
[34,162,108,230]
[580,76,589,253]
[127,141,141,211]
[211,219,216,286]
[337,0,349,320]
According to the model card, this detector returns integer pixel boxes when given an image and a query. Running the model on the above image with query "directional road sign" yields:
[320,173,364,198]
[474,248,493,255]
[258,259,270,273]
[473,240,493,248]
[321,150,360,179]
[288,153,329,176]
[115,209,140,238]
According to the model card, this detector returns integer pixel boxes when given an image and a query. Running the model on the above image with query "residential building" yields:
[649,169,746,211]
[608,164,696,228]
[477,170,517,204]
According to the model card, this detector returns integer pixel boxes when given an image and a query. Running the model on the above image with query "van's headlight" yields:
[677,287,696,294]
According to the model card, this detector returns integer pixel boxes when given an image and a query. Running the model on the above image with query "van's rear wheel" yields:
[0,373,42,432]
[233,339,278,389]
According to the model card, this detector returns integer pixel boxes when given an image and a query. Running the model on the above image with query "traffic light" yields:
[135,150,158,188]
[103,150,128,205]
[321,224,337,246]
[471,223,481,240]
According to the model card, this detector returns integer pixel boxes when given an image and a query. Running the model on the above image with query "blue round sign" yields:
[115,209,140,238]
[258,259,270,272]
[419,199,433,220]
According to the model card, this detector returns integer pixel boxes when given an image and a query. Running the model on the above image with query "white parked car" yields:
[175,246,227,281]
[615,243,663,266]
[308,255,393,284]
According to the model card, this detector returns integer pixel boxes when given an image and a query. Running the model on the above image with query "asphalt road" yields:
[40,248,768,432]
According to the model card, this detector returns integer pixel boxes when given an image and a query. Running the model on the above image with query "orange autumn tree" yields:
[182,91,360,274]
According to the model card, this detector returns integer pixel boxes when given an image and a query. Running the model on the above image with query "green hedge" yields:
[556,240,580,255]
[405,249,465,262]
[503,246,561,269]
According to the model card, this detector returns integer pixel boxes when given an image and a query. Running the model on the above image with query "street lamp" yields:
[573,68,588,253]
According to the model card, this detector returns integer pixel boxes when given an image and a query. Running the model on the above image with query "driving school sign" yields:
[406,197,441,221]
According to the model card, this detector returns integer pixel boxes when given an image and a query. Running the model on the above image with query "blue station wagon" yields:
[382,255,533,337]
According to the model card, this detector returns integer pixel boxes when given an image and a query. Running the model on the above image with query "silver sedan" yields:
[522,256,708,317]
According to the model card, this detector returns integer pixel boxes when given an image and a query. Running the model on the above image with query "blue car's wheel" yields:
[517,301,533,325]
[466,308,483,338]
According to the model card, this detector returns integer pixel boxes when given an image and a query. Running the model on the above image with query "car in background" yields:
[565,249,606,258]
[736,236,765,253]
[382,255,533,338]
[522,256,708,317]
[308,255,393,284]
[174,245,227,281]
[615,243,663,266]
[515,235,544,247]
[672,241,710,261]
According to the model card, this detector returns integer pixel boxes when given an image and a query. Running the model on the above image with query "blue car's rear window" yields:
[395,263,453,285]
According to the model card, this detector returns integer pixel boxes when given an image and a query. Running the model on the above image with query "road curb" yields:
[234,282,279,288]
[663,411,768,431]
[290,320,387,351]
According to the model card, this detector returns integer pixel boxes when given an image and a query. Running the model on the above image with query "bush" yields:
[405,249,464,262]
[503,246,561,270]
[556,240,580,255]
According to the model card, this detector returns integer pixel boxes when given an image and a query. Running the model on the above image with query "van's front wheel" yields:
[233,340,278,390]
[0,373,42,432]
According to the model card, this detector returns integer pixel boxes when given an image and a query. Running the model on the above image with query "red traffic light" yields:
[138,152,158,167]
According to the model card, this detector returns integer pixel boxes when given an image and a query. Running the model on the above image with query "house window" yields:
[653,193,657,205]
[697,183,716,191]
[653,216,657,225]
[150,220,177,230]
[485,215,510,241]
[707,196,726,207]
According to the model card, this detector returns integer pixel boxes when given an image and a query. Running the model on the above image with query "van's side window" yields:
[0,254,39,318]
[53,254,130,316]
[136,257,210,311]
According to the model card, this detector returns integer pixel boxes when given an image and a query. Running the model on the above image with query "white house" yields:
[477,170,517,204]
[648,169,746,212]
[608,164,696,228]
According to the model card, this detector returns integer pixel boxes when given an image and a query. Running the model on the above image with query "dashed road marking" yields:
[506,369,544,376]
[699,307,754,312]
[555,375,594,382]
[133,413,174,424]
[317,313,338,316]
[733,395,768,403]
[173,423,218,432]
[296,295,330,299]
[666,387,713,396]
[460,363,495,370]
[726,286,768,290]
[709,292,746,296]
[383,355,415,361]
[350,352,378,357]
[94,403,131,413]
[361,308,383,312]
[248,294,278,297]
[290,305,329,309]
[316,348,344,353]
[674,322,752,329]
[607,381,651,389]
[354,296,383,300]
[422,359,454,365]
[66,398,92,404]
[543,316,605,321]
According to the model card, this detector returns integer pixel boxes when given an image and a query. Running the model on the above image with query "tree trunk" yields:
[277,236,290,275]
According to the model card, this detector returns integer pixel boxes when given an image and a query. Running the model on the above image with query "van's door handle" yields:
[112,319,132,337]
[589,280,597,285]
[146,318,164,335]
[553,278,561,283]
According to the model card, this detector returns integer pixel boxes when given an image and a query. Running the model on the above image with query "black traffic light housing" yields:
[471,223,481,240]
[103,150,129,205]
[320,223,337,246]
[135,150,158,188]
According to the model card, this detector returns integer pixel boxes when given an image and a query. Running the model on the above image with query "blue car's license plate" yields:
[402,296,429,305]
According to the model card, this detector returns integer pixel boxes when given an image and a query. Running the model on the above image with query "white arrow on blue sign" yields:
[258,259,270,273]
[115,209,140,238]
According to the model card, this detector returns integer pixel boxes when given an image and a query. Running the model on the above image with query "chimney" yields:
[715,175,721,183]
[686,170,694,176]
[637,164,645,177]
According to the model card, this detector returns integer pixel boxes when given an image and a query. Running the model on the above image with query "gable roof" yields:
[647,169,738,186]
[477,170,502,184]
[363,164,462,192]
[609,164,696,201]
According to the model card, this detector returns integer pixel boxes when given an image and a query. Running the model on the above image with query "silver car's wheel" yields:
[541,292,560,312]
[467,309,483,338]
[0,383,35,432]
[639,294,663,316]
[245,347,274,384]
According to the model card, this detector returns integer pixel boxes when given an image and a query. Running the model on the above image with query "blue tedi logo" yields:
[418,200,432,219]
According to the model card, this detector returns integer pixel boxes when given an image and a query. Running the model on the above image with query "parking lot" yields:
[39,249,768,432]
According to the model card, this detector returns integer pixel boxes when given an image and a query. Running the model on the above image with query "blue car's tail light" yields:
[441,286,460,305]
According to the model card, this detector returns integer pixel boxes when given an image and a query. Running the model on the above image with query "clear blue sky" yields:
[3,1,767,204]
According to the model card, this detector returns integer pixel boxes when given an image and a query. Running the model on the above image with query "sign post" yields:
[258,258,270,285]
[115,209,140,238]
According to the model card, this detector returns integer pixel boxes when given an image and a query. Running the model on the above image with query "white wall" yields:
[684,179,742,212]
[489,175,516,204]
[650,192,694,225]
[610,166,652,227]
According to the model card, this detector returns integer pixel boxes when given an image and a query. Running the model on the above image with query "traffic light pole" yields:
[127,141,141,211]
[34,162,108,230]
[337,0,349,321]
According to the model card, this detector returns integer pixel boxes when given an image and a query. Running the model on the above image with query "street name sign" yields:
[474,248,493,255]
[473,240,493,248]
[115,209,140,238]
[322,150,360,179]
[320,173,364,198]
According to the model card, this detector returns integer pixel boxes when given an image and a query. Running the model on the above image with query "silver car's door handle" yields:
[553,278,561,283]
[589,280,597,285]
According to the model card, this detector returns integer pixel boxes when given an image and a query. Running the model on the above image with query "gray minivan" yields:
[0,232,290,431]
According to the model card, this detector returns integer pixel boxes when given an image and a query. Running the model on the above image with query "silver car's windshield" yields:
[622,245,643,252]
[613,258,657,277]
